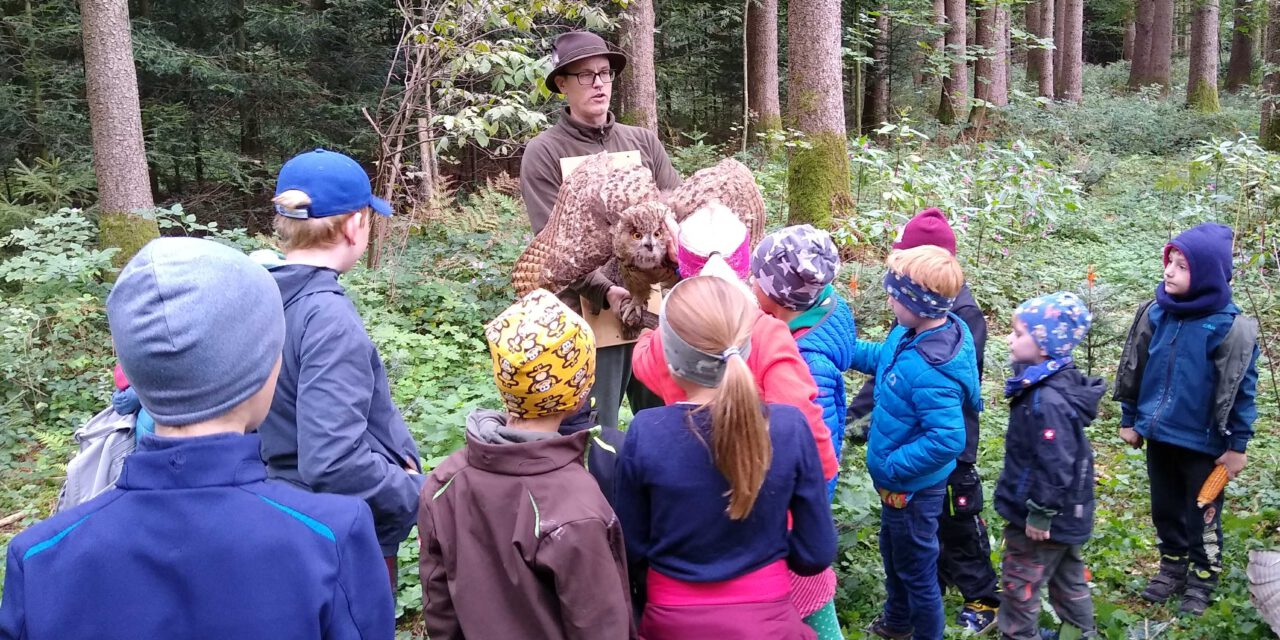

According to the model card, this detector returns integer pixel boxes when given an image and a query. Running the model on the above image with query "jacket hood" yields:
[265,263,345,308]
[464,408,590,476]
[1159,222,1234,315]
[1043,367,1107,422]
[915,316,984,415]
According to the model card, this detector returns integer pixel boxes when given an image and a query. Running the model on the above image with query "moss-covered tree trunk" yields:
[1057,0,1083,102]
[785,0,850,230]
[1129,0,1156,88]
[1187,0,1221,112]
[937,0,969,123]
[747,0,782,144]
[79,0,158,269]
[1226,0,1256,93]
[1261,0,1280,149]
[617,0,658,132]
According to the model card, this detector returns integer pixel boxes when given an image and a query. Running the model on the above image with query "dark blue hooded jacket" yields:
[259,264,425,555]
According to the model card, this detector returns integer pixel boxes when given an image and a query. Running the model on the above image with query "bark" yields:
[970,0,1008,128]
[1053,0,1067,94]
[1123,19,1136,60]
[1129,0,1156,88]
[786,0,850,229]
[1226,0,1256,92]
[747,0,782,140]
[1148,0,1175,93]
[618,0,658,132]
[231,0,261,158]
[79,0,158,267]
[1025,1,1042,82]
[1058,0,1083,102]
[1037,0,1056,98]
[863,3,891,131]
[1262,0,1280,149]
[1187,0,1222,111]
[938,0,969,123]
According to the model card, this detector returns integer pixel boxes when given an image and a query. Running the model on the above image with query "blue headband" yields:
[659,282,752,388]
[883,270,955,319]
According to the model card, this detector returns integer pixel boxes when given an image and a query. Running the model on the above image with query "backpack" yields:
[55,407,137,513]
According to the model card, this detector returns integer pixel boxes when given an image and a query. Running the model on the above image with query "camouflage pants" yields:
[998,526,1095,640]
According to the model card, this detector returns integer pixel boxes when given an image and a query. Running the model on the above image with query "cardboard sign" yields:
[561,150,651,347]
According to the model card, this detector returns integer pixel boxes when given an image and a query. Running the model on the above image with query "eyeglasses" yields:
[572,69,615,86]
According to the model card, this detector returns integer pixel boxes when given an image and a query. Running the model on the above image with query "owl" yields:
[512,153,766,333]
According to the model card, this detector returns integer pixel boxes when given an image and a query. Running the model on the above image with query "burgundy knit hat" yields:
[893,207,957,256]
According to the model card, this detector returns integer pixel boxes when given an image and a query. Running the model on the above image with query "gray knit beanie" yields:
[107,238,285,426]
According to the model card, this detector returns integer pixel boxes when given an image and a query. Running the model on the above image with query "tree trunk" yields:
[863,3,891,131]
[1026,1,1042,82]
[1148,0,1176,93]
[1187,0,1222,110]
[1058,0,1083,102]
[1262,0,1280,149]
[938,0,969,123]
[79,0,158,267]
[1130,0,1156,88]
[1003,10,1013,93]
[747,0,782,142]
[618,0,658,132]
[1226,0,1256,92]
[1037,0,1056,97]
[1053,0,1067,94]
[970,0,1008,128]
[1123,19,1136,59]
[786,0,850,229]
[923,0,946,85]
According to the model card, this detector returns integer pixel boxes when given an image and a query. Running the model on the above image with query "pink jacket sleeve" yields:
[630,329,686,404]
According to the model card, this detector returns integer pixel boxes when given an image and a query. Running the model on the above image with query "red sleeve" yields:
[750,313,839,481]
[630,329,685,404]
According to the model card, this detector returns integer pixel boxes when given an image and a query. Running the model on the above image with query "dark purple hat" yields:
[547,31,628,94]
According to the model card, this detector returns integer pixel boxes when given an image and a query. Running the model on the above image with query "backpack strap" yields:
[1211,314,1259,436]
[1112,298,1156,404]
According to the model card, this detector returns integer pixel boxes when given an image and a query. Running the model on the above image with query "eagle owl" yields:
[512,153,766,332]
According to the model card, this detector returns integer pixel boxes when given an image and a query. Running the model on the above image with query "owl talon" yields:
[618,298,645,329]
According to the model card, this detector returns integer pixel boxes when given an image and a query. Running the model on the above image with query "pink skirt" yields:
[639,561,816,640]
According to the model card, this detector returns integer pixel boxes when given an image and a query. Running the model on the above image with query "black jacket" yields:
[994,366,1106,545]
[850,284,987,463]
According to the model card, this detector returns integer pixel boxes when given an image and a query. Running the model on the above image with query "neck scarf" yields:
[1005,357,1073,398]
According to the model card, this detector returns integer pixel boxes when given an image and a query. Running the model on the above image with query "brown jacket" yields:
[418,410,634,640]
[519,108,681,311]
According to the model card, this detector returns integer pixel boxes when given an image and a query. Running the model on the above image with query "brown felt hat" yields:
[546,31,628,94]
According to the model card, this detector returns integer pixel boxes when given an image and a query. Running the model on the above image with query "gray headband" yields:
[659,282,752,388]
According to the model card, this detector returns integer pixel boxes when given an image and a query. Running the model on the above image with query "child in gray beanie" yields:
[0,237,394,640]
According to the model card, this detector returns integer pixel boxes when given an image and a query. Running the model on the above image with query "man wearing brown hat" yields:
[519,31,679,433]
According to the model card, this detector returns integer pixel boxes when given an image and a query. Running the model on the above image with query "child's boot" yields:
[1140,555,1187,603]
[1178,567,1217,616]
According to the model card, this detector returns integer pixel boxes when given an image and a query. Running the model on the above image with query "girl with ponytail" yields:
[614,276,836,640]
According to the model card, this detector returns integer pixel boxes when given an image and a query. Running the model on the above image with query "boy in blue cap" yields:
[1115,222,1260,616]
[996,292,1105,640]
[0,238,394,640]
[256,149,425,587]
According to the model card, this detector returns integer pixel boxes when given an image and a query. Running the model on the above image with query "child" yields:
[995,292,1104,640]
[749,225,853,638]
[418,289,632,639]
[850,208,1000,633]
[614,276,837,639]
[0,238,394,639]
[852,245,981,640]
[1114,222,1260,616]
[256,149,425,586]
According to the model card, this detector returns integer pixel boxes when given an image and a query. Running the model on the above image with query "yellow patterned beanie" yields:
[485,289,596,418]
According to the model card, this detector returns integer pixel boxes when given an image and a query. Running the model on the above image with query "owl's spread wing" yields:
[665,158,766,244]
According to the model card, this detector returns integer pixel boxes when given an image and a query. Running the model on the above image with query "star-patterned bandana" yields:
[750,225,841,311]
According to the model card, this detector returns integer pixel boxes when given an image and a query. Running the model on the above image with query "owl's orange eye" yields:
[633,232,643,240]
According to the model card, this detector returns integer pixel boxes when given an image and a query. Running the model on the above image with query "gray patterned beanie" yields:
[750,225,841,311]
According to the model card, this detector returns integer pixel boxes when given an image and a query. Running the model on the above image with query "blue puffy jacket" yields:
[1122,303,1259,456]
[849,315,982,494]
[794,291,856,498]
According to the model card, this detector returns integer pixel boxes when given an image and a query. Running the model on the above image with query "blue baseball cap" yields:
[274,148,393,218]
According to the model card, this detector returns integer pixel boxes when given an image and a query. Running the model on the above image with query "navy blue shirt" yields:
[614,403,836,582]
[0,433,394,640]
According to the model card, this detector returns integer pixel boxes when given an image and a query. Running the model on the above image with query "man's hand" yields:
[1026,522,1051,541]
[1119,427,1144,449]
[606,286,631,312]
[1217,450,1247,480]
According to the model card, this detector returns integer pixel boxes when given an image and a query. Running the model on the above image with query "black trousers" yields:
[1146,439,1224,577]
[938,462,1000,605]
